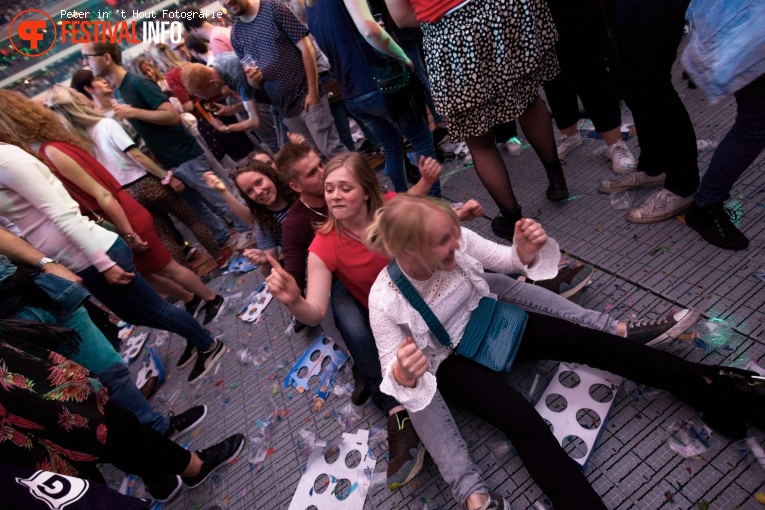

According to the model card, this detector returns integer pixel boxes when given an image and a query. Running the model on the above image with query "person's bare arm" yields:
[203,172,256,224]
[384,0,419,27]
[345,0,412,66]
[296,36,320,110]
[112,101,181,125]
[0,227,82,283]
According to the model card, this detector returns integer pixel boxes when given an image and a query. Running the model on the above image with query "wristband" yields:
[161,171,174,185]
[393,363,415,386]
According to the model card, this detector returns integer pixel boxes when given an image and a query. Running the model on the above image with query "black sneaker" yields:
[166,405,208,440]
[182,433,246,489]
[201,295,225,325]
[188,340,226,383]
[185,295,203,318]
[628,309,700,347]
[545,163,569,202]
[477,492,512,510]
[387,410,425,490]
[490,209,522,242]
[404,157,421,184]
[177,341,197,369]
[351,365,371,406]
[685,201,749,250]
[525,261,594,299]
[145,474,182,503]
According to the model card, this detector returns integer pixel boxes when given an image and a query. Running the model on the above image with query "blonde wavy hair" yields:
[365,194,461,275]
[0,90,89,155]
[44,85,105,153]
[317,152,386,237]
[149,43,187,72]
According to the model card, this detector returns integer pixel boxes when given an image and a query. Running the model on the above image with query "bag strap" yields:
[386,261,452,347]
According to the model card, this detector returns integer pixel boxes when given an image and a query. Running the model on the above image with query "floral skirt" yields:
[421,0,560,141]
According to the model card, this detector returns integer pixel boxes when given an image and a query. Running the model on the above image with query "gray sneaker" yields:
[598,170,665,194]
[626,189,693,223]
[626,309,700,346]
[556,133,583,159]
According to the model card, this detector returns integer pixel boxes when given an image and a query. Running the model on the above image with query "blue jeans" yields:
[345,89,441,196]
[76,239,214,352]
[271,105,289,149]
[481,273,618,335]
[404,45,444,125]
[694,73,765,207]
[178,185,230,244]
[173,154,250,236]
[319,73,356,151]
[330,280,399,415]
[15,305,168,433]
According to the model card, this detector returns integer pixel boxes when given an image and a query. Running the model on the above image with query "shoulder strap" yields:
[386,261,451,347]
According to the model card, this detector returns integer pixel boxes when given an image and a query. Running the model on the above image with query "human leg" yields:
[396,111,442,197]
[407,389,488,507]
[480,273,618,334]
[330,280,398,414]
[436,355,607,510]
[177,185,230,245]
[297,95,347,159]
[616,0,698,196]
[465,130,520,215]
[345,91,409,192]
[174,155,250,234]
[75,239,214,352]
[153,260,216,301]
[253,103,281,154]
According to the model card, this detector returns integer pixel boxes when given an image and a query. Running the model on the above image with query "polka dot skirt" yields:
[421,0,560,141]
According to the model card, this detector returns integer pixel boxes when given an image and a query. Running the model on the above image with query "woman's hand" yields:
[264,254,301,307]
[168,177,185,193]
[287,131,306,145]
[418,156,442,186]
[126,233,149,253]
[243,248,269,266]
[456,199,483,222]
[40,262,82,285]
[395,337,428,387]
[102,264,135,285]
[203,171,226,192]
[513,218,548,266]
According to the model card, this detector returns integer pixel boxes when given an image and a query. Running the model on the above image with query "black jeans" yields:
[543,0,622,132]
[615,0,698,197]
[435,312,717,509]
[100,401,191,481]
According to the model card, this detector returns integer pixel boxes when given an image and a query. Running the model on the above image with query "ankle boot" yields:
[490,208,522,242]
[544,161,569,201]
[703,368,765,439]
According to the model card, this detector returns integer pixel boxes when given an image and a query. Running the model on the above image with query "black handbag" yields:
[387,261,528,372]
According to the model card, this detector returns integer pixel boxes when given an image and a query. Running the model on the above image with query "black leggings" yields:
[435,312,718,509]
[99,402,191,480]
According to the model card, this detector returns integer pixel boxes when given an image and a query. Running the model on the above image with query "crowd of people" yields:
[1,0,763,508]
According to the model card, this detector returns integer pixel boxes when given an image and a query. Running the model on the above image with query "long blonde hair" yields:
[317,152,386,237]
[0,90,90,155]
[366,194,461,275]
[149,43,187,72]
[45,85,105,152]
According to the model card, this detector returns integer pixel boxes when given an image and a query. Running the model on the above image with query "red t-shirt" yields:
[410,0,466,23]
[308,192,395,308]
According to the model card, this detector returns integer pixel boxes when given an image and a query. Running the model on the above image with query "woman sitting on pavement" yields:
[364,194,758,510]
[0,319,244,503]
[264,152,694,492]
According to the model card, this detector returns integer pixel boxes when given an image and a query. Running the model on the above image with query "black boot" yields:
[702,368,765,439]
[490,208,523,242]
[544,161,569,202]
[685,201,749,250]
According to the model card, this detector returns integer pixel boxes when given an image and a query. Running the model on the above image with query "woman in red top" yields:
[0,92,223,322]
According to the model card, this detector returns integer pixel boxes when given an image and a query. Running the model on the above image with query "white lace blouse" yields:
[369,228,560,412]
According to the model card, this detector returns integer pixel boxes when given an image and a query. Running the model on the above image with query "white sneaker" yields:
[505,137,523,157]
[605,140,637,173]
[234,231,253,250]
[626,189,693,223]
[556,133,582,159]
[597,170,665,194]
